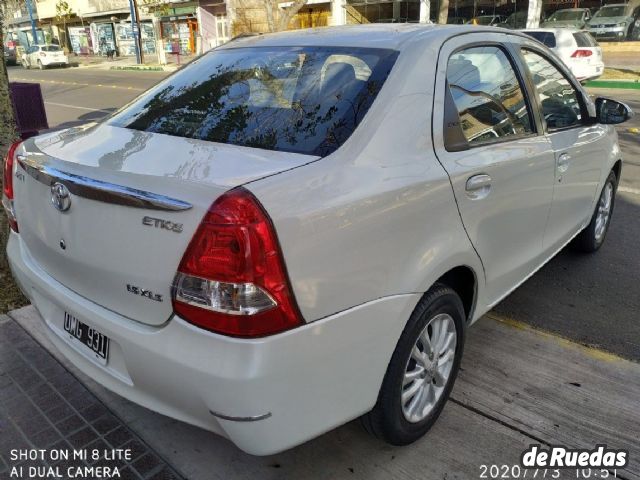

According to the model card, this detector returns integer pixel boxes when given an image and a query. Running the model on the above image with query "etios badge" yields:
[51,183,71,212]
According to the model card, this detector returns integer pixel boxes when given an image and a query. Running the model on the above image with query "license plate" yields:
[63,312,110,365]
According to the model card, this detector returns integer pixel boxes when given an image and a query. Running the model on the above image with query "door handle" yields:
[465,174,492,200]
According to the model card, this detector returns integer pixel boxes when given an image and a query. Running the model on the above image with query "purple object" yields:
[9,82,49,139]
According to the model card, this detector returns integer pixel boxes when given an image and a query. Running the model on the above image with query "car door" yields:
[432,33,557,306]
[518,46,608,253]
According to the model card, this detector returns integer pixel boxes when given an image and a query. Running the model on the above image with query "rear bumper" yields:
[7,232,418,455]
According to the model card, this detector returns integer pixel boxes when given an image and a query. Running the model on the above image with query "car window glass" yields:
[42,45,62,52]
[525,31,557,48]
[522,49,582,130]
[446,46,533,145]
[109,46,398,157]
[573,32,596,47]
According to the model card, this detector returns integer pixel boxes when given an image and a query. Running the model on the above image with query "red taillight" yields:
[172,187,303,337]
[571,49,593,58]
[7,41,16,48]
[2,140,22,233]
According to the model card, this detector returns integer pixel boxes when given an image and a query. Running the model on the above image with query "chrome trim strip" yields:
[17,155,192,212]
[209,410,272,422]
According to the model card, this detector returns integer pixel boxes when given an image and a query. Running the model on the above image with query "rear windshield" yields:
[574,32,598,47]
[109,46,398,156]
[525,31,557,48]
[42,45,62,52]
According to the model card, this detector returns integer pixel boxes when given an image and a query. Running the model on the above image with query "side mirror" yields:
[594,97,634,125]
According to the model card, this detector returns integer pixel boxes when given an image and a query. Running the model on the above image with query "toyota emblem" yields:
[51,182,71,212]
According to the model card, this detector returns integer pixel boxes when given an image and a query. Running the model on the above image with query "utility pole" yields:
[128,0,141,63]
[133,0,145,64]
[25,0,38,46]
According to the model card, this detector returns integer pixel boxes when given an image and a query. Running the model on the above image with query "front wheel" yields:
[38,60,45,70]
[572,170,617,253]
[361,284,465,445]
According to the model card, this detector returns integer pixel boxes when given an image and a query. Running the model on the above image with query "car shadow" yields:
[492,191,640,361]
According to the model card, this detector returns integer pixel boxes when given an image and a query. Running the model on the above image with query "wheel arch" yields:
[612,159,622,184]
[433,265,478,323]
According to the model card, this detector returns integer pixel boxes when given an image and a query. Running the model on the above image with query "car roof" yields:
[221,24,526,51]
[524,28,579,33]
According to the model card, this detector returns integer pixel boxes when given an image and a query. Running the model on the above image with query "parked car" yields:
[447,16,467,24]
[587,3,640,40]
[3,32,20,66]
[542,8,592,29]
[523,28,604,82]
[4,25,632,455]
[21,44,68,69]
[498,10,528,29]
[466,15,506,26]
[3,47,17,66]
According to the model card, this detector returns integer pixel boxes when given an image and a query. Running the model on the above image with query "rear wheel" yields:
[22,60,29,69]
[361,284,465,445]
[572,170,617,253]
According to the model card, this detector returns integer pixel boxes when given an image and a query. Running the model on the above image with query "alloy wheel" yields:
[401,313,457,423]
[594,181,613,243]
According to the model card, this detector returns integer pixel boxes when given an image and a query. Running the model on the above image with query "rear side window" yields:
[522,49,582,130]
[109,46,398,157]
[446,46,533,146]
[525,31,557,48]
[42,45,62,52]
[573,32,598,47]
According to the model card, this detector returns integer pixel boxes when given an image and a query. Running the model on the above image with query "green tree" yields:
[55,0,74,51]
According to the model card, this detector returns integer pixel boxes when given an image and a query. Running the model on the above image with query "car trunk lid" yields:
[14,123,318,326]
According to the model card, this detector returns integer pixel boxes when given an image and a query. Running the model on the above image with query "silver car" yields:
[4,25,632,454]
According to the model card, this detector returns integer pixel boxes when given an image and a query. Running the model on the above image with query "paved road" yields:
[7,67,640,360]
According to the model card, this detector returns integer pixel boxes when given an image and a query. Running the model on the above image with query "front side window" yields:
[109,46,398,157]
[446,46,533,145]
[522,49,582,130]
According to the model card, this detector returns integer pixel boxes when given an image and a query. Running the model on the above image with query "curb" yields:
[585,79,640,89]
[110,65,169,72]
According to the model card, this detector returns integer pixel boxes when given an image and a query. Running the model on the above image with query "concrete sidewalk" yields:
[3,306,640,480]
[68,53,187,72]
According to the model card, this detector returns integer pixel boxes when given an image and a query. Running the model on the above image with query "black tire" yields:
[361,284,465,445]
[572,170,617,253]
[38,60,45,70]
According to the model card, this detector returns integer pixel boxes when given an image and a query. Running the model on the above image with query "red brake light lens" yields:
[2,140,23,232]
[172,187,303,337]
[571,49,593,58]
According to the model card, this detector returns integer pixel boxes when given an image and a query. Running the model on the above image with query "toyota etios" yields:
[4,25,632,455]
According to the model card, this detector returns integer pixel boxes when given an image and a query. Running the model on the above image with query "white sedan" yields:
[21,44,69,69]
[4,25,632,455]
[523,28,604,82]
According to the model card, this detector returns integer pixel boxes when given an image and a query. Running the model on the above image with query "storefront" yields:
[161,16,198,54]
[67,26,93,54]
[115,22,157,56]
[345,0,420,24]
[152,3,199,56]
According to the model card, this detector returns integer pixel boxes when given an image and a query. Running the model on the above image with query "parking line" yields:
[485,313,628,363]
[619,186,640,196]
[44,101,113,114]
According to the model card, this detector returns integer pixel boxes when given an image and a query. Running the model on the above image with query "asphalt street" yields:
[7,66,640,361]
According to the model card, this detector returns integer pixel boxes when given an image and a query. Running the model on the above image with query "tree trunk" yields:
[0,4,18,146]
[276,0,308,31]
[437,0,449,24]
[526,0,542,28]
